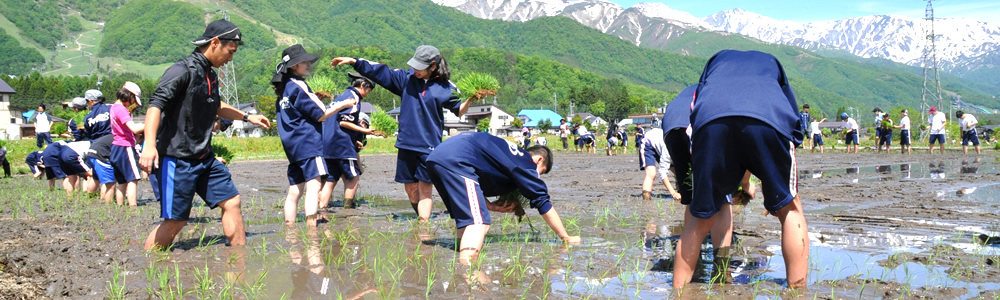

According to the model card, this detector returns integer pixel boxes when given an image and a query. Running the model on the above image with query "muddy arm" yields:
[540,208,581,244]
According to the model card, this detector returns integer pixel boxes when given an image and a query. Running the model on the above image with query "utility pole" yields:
[921,0,943,141]
[569,101,575,119]
[553,93,557,112]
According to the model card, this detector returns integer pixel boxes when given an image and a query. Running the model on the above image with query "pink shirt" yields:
[110,103,135,147]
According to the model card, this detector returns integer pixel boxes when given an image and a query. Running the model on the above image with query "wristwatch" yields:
[243,113,249,122]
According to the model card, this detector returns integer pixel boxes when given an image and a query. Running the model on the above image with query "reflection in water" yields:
[286,229,377,299]
[846,167,860,174]
[930,162,946,179]
[961,158,981,174]
[957,187,978,196]
[900,164,911,179]
[876,165,892,174]
[798,170,824,180]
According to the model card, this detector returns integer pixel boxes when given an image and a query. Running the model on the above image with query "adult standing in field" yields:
[139,20,271,250]
[894,109,911,154]
[273,45,356,227]
[799,104,811,148]
[634,124,644,150]
[926,106,947,154]
[957,110,981,155]
[675,50,808,289]
[841,113,859,154]
[32,105,53,148]
[0,144,10,178]
[559,119,569,150]
[330,45,477,223]
[109,82,145,207]
[319,73,376,210]
[425,132,580,265]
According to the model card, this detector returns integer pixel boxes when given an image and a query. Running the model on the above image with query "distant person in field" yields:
[41,140,92,196]
[274,45,357,226]
[894,109,911,154]
[926,106,947,154]
[84,134,116,203]
[320,72,376,211]
[425,132,580,265]
[61,98,88,141]
[25,150,44,179]
[109,82,145,207]
[140,20,271,250]
[878,115,894,153]
[576,124,596,153]
[957,110,981,155]
[534,135,547,146]
[0,144,10,178]
[634,124,644,150]
[331,45,480,223]
[676,50,808,289]
[799,104,811,147]
[32,105,53,148]
[617,125,628,155]
[810,117,827,153]
[872,107,884,150]
[841,113,859,154]
[559,119,569,150]
[605,119,619,156]
[521,126,532,148]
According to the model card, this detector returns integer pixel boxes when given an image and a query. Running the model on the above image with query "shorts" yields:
[620,137,628,147]
[929,134,945,145]
[638,140,658,170]
[900,130,911,145]
[157,154,240,221]
[581,135,595,146]
[878,133,892,146]
[58,147,89,177]
[110,145,141,183]
[962,129,980,146]
[42,150,64,180]
[690,117,797,218]
[426,161,490,229]
[812,133,824,147]
[395,149,431,183]
[287,156,327,185]
[325,158,360,181]
[89,158,115,184]
[664,129,693,205]
[844,132,858,145]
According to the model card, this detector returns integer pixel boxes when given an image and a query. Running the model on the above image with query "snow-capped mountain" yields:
[432,0,1000,79]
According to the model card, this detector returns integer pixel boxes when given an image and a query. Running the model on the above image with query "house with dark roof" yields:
[0,77,22,139]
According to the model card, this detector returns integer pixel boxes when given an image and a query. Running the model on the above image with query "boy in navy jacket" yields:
[675,50,809,289]
[331,45,478,222]
[426,132,580,264]
[320,73,375,210]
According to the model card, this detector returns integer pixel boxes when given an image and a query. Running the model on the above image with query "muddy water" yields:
[2,151,1000,298]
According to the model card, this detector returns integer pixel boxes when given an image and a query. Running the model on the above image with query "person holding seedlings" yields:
[810,117,827,153]
[425,132,580,264]
[878,115,894,153]
[675,50,808,289]
[521,126,532,148]
[319,72,375,210]
[139,20,271,250]
[25,150,44,179]
[894,109,911,154]
[109,82,145,207]
[957,110,981,155]
[330,45,478,223]
[841,113,859,154]
[273,45,356,226]
[926,106,947,154]
[559,119,569,150]
[61,98,89,141]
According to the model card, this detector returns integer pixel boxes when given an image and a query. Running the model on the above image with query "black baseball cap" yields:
[347,72,375,89]
[192,20,243,46]
[271,44,318,84]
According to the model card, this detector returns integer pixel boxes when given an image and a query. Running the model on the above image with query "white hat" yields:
[122,81,142,106]
[70,97,87,109]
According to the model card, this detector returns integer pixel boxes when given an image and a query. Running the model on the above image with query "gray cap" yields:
[84,89,103,101]
[407,45,440,70]
[70,97,88,109]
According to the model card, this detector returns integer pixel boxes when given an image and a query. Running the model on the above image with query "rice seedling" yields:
[106,263,127,300]
[237,271,269,299]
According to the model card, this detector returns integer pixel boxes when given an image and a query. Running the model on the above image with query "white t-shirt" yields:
[34,112,51,133]
[535,136,547,146]
[577,127,589,135]
[899,116,910,130]
[842,118,858,132]
[641,128,672,181]
[809,121,821,135]
[559,123,568,137]
[960,114,978,131]
[929,112,947,134]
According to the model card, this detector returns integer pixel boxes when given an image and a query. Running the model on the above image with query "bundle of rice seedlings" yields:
[487,190,529,218]
[455,73,500,102]
[306,75,338,97]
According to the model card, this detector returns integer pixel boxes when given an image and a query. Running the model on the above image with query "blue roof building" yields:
[516,109,563,127]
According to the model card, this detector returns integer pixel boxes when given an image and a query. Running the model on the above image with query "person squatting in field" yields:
[330,45,479,223]
[674,50,809,289]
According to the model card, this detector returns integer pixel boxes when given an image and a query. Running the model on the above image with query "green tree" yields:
[477,118,491,133]
[590,101,606,118]
[537,118,552,133]
[511,118,523,129]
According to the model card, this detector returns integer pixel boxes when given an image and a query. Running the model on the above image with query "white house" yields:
[0,78,23,140]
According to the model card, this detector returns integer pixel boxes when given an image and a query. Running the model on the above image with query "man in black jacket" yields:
[139,20,270,250]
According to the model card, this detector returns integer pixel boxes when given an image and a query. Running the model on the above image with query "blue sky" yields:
[609,0,1000,24]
